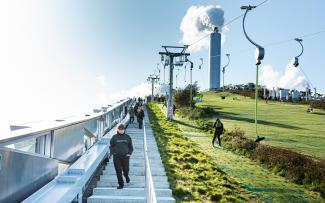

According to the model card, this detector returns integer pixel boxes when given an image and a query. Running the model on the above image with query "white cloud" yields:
[107,83,151,102]
[260,62,307,90]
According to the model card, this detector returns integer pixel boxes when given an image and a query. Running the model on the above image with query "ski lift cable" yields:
[264,30,325,47]
[255,0,269,7]
[209,29,325,58]
[298,67,314,89]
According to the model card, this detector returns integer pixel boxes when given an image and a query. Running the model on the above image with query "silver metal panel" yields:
[44,133,52,157]
[0,147,57,203]
[52,122,85,163]
[0,99,130,147]
[84,118,98,137]
[108,111,113,129]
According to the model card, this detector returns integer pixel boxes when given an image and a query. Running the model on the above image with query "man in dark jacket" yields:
[137,106,145,129]
[213,118,224,147]
[109,123,133,189]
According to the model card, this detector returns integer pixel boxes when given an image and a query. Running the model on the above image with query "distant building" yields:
[279,89,289,101]
[291,90,300,101]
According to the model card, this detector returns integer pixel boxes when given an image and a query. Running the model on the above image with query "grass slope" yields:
[170,111,323,202]
[197,92,325,159]
[147,103,259,203]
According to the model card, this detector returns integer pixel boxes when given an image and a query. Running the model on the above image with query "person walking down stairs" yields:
[129,106,135,124]
[137,106,145,129]
[109,123,133,189]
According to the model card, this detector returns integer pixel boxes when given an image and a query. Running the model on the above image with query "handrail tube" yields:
[143,115,157,203]
[22,111,131,203]
[0,99,130,147]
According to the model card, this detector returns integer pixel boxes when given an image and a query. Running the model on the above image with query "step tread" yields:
[89,195,175,200]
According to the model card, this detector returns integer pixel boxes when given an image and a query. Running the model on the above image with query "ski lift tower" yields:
[159,46,190,120]
[147,74,160,102]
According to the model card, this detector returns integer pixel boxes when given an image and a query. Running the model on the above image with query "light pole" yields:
[156,63,161,84]
[241,5,265,140]
[185,59,194,107]
[184,58,203,107]
[222,54,230,92]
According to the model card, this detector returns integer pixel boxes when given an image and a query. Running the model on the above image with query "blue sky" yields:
[0,0,324,131]
[45,0,324,91]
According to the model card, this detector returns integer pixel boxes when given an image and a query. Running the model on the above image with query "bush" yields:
[174,82,199,107]
[177,106,216,120]
[309,100,325,110]
[191,118,325,198]
[222,127,325,197]
[229,89,264,99]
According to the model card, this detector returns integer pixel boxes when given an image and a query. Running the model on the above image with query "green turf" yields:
[147,103,260,202]
[157,104,324,202]
[196,92,325,159]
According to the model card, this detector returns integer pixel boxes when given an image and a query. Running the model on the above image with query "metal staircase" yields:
[87,109,175,203]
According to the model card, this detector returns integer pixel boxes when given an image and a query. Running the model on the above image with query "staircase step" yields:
[104,166,165,172]
[88,195,175,203]
[103,169,165,176]
[93,187,172,197]
[97,180,170,188]
[97,178,169,187]
[100,175,168,183]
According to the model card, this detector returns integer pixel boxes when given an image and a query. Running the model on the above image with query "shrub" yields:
[229,89,265,99]
[177,106,216,120]
[309,99,325,110]
[224,128,325,197]
[192,119,325,197]
[174,82,199,107]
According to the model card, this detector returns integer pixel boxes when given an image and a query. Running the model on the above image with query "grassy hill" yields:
[147,103,260,202]
[196,91,325,159]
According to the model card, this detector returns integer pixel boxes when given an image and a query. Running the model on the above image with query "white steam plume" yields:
[260,62,308,90]
[180,5,225,52]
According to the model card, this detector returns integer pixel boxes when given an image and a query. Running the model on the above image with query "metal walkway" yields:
[87,109,175,203]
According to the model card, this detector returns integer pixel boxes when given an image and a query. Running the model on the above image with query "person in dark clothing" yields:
[212,118,224,147]
[173,104,176,115]
[129,107,135,123]
[109,123,133,189]
[133,104,139,122]
[255,136,265,142]
[137,106,145,129]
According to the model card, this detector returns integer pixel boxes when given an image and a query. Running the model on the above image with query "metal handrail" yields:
[0,99,129,146]
[143,117,157,203]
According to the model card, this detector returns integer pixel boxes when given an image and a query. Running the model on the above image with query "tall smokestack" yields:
[209,27,221,90]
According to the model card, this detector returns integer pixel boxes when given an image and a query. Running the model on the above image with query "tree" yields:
[174,82,200,107]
